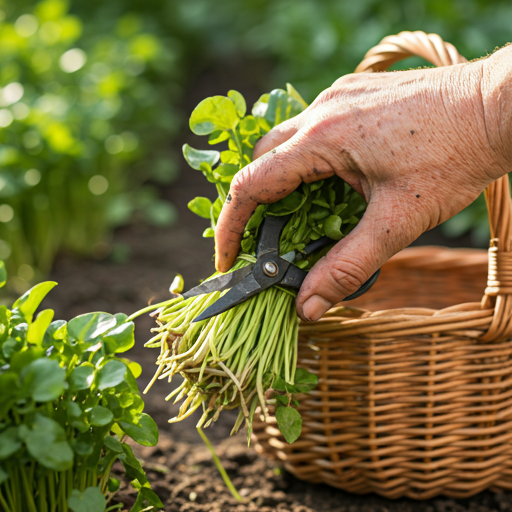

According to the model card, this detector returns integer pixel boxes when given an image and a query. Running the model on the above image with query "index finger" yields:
[215,147,302,272]
[215,142,306,273]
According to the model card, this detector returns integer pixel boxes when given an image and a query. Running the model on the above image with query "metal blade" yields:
[192,273,262,322]
[181,265,253,300]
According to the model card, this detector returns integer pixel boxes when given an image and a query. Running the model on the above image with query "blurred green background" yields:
[0,0,510,292]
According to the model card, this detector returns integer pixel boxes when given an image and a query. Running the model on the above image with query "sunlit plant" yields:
[0,261,163,512]
[0,0,180,288]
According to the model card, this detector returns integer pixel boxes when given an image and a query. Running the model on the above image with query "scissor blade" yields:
[181,265,254,300]
[192,273,262,322]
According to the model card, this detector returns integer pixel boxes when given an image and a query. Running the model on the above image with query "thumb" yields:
[296,195,422,321]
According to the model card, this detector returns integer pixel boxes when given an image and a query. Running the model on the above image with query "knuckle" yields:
[327,259,368,297]
[311,87,334,107]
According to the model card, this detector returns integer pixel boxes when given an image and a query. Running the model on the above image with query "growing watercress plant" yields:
[0,265,162,512]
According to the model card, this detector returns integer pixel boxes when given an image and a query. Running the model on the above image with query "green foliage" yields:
[0,263,161,512]
[184,87,366,266]
[174,0,505,244]
[0,0,180,289]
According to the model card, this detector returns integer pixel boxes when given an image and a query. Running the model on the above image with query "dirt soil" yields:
[44,61,502,512]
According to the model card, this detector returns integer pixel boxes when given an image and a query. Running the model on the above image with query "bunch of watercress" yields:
[0,262,162,512]
[141,85,366,444]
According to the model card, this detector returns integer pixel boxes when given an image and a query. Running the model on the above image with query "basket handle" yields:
[354,31,512,342]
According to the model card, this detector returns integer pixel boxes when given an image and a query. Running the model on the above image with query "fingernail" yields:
[302,295,332,322]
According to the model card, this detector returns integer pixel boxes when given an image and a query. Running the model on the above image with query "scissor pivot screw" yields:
[263,261,278,277]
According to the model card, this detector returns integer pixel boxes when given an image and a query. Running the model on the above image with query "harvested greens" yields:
[140,85,366,443]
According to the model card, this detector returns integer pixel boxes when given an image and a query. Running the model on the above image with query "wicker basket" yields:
[252,31,512,500]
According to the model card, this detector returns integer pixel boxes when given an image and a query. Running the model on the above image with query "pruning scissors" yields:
[183,214,380,323]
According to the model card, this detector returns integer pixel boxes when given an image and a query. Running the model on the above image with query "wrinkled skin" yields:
[215,46,512,321]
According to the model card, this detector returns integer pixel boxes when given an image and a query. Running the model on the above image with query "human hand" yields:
[215,46,512,321]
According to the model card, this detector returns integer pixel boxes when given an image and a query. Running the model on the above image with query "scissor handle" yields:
[301,236,334,257]
[257,214,292,255]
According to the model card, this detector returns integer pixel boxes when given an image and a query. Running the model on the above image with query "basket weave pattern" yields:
[252,31,512,499]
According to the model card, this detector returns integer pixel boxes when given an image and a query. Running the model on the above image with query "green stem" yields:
[19,465,38,512]
[127,300,172,321]
[0,486,12,512]
[105,504,123,511]
[48,470,56,512]
[197,427,243,502]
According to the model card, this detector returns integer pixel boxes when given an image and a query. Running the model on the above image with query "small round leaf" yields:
[68,487,106,512]
[89,406,114,426]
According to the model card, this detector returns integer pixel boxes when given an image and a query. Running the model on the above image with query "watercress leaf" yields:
[72,434,95,456]
[182,144,220,170]
[0,306,10,343]
[104,436,123,453]
[252,93,269,119]
[0,372,18,418]
[72,420,90,434]
[187,197,212,219]
[293,368,319,393]
[126,360,142,379]
[104,394,123,420]
[69,364,95,391]
[267,191,306,216]
[324,215,343,241]
[130,486,164,512]
[215,163,238,178]
[68,487,106,512]
[68,313,116,344]
[239,115,259,136]
[119,443,148,485]
[0,261,6,289]
[21,358,66,402]
[107,476,121,492]
[208,130,230,145]
[90,406,114,427]
[286,83,309,109]
[202,227,215,238]
[10,346,44,373]
[114,313,127,325]
[211,197,223,225]
[333,203,348,216]
[273,374,286,392]
[275,394,289,407]
[43,319,67,348]
[119,413,159,447]
[264,89,296,127]
[189,96,239,135]
[97,360,127,390]
[27,309,54,346]
[228,89,246,117]
[220,150,239,165]
[119,392,134,408]
[13,282,57,322]
[227,138,238,152]
[67,401,82,418]
[284,382,298,394]
[19,414,73,470]
[0,467,8,484]
[312,197,330,209]
[275,406,302,444]
[246,205,267,231]
[0,427,21,459]
[103,321,135,354]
